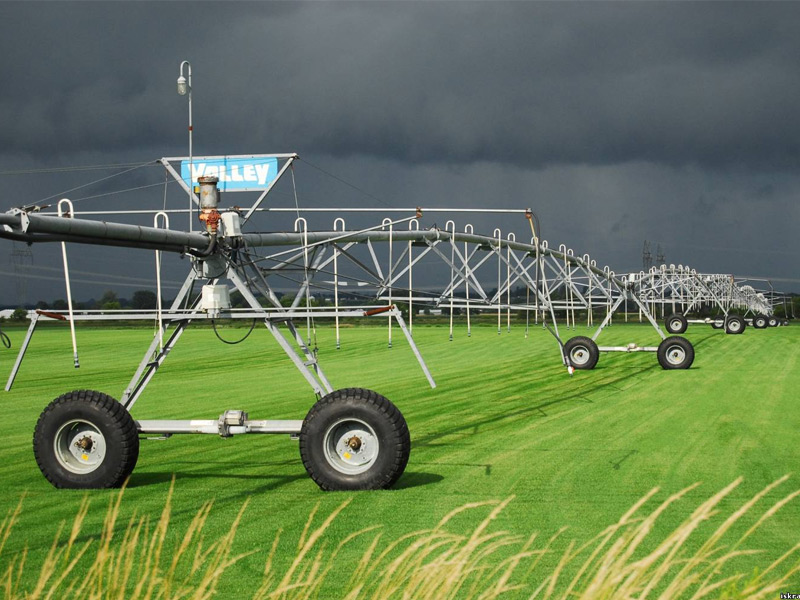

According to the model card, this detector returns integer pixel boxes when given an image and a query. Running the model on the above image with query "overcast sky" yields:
[0,1,798,306]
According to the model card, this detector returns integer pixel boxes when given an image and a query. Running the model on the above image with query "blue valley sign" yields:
[180,156,279,192]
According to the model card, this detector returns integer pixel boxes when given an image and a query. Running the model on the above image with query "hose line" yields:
[0,328,11,349]
[211,319,257,345]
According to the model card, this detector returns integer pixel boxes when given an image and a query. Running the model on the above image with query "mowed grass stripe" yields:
[0,321,797,595]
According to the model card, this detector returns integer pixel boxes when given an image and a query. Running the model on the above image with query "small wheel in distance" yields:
[300,388,410,491]
[752,315,768,329]
[725,315,746,335]
[664,313,688,334]
[33,390,139,489]
[711,318,724,330]
[657,336,695,370]
[767,316,779,327]
[563,336,599,370]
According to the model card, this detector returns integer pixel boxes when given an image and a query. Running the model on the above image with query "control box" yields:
[201,284,231,315]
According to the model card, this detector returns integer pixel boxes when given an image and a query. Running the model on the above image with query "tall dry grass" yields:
[1,476,799,599]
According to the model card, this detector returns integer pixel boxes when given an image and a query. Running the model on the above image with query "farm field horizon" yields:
[0,320,798,596]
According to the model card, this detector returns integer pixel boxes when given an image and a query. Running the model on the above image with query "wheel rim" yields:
[728,320,741,332]
[665,344,686,366]
[670,318,682,331]
[323,418,379,475]
[53,419,107,474]
[569,345,591,366]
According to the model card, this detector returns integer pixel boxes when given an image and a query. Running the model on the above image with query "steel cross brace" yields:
[121,269,204,409]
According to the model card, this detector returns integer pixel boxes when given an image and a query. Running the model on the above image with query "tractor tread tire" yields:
[33,389,139,489]
[725,315,746,335]
[665,313,688,334]
[299,388,410,491]
[657,336,695,370]
[563,336,600,370]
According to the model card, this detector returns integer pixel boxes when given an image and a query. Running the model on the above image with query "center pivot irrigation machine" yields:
[0,153,697,491]
[627,265,787,335]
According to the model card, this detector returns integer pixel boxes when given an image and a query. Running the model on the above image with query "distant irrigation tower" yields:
[11,242,33,307]
[656,244,665,267]
[643,240,665,271]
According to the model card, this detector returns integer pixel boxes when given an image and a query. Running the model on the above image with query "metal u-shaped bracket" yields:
[333,218,345,349]
[57,199,79,368]
[293,217,313,346]
[494,228,502,335]
[464,224,474,337]
[506,233,515,333]
[154,211,170,353]
[407,219,419,335]
[382,218,394,348]
[445,220,457,341]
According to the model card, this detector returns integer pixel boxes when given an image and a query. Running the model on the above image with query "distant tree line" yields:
[2,290,160,321]
[29,290,160,312]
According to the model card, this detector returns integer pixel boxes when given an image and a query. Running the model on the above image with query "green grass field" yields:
[0,319,798,596]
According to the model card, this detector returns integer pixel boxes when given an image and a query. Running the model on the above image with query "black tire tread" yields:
[664,313,688,334]
[563,336,599,370]
[33,389,139,489]
[725,315,746,335]
[657,336,695,370]
[299,388,410,491]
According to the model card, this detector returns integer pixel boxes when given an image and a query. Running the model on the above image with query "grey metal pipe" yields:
[0,228,191,253]
[135,419,304,435]
[0,212,628,287]
[0,212,209,250]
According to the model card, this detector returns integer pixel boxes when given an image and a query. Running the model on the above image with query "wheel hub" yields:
[75,436,94,452]
[570,347,588,365]
[667,345,686,365]
[54,420,107,474]
[323,418,379,475]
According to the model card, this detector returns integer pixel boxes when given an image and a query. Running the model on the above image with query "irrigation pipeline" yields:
[0,211,628,289]
[0,212,205,253]
[30,207,536,217]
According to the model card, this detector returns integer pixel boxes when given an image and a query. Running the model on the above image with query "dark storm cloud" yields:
[2,2,800,170]
[0,1,797,305]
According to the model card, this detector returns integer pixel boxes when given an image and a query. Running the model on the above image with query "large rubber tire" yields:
[711,318,724,330]
[563,336,600,370]
[752,315,768,329]
[767,316,779,327]
[664,313,688,334]
[33,390,139,489]
[299,388,410,491]
[657,336,695,370]
[725,315,746,335]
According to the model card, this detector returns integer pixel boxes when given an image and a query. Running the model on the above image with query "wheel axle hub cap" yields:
[667,346,686,365]
[324,418,379,475]
[571,347,589,365]
[54,420,107,474]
